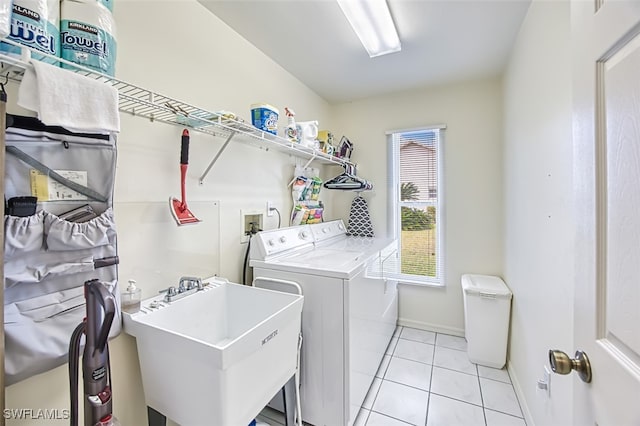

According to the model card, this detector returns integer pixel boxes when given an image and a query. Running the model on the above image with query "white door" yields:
[572,0,640,424]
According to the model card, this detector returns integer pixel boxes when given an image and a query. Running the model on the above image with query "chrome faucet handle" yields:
[162,286,179,303]
[193,278,203,290]
[178,281,187,293]
[179,276,202,291]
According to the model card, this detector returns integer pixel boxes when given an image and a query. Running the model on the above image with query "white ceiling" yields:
[198,0,531,104]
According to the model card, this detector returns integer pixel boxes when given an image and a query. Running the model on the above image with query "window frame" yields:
[387,125,446,287]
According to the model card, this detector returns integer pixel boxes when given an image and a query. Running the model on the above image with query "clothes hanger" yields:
[323,163,373,190]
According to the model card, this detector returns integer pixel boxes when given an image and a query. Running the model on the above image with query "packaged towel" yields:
[17,59,120,134]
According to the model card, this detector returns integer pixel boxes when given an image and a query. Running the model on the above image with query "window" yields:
[387,126,445,286]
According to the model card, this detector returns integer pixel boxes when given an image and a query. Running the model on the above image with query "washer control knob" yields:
[323,228,329,234]
[300,231,309,239]
[268,239,275,246]
[279,236,287,243]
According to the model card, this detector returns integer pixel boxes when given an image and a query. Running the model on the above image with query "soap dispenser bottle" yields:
[121,279,141,313]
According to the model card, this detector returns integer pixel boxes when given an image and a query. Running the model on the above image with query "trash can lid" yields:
[461,274,512,298]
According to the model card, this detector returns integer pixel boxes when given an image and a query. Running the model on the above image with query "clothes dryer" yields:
[250,220,397,426]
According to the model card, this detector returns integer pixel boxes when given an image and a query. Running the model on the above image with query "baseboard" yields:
[507,361,535,426]
[397,317,465,337]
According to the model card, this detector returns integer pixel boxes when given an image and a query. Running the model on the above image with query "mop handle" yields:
[180,129,189,165]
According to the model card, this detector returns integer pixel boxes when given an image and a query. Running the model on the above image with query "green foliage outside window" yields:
[401,207,434,230]
[400,182,435,231]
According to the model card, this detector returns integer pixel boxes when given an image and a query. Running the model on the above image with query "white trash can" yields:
[461,274,512,369]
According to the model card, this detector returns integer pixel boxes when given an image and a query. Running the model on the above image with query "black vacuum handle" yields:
[180,129,189,165]
[85,280,116,355]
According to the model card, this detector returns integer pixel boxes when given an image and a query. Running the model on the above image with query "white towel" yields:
[18,60,120,134]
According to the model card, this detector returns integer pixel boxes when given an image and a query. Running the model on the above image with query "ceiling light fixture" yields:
[337,0,401,58]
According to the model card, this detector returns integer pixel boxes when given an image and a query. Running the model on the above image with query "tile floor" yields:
[258,326,526,426]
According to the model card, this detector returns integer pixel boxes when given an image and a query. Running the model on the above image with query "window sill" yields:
[387,273,445,288]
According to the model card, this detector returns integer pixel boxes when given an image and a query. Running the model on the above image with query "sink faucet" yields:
[162,277,203,303]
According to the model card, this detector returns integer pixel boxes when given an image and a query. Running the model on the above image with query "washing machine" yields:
[250,220,398,426]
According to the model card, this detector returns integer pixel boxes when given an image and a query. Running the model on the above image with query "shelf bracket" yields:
[287,152,317,187]
[199,131,237,185]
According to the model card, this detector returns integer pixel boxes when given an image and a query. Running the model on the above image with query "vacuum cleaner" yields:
[69,279,120,426]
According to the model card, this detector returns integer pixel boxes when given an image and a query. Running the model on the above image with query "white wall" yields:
[331,78,504,335]
[4,1,340,425]
[502,1,574,425]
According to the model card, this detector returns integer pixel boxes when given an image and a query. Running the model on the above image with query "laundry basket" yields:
[461,274,512,369]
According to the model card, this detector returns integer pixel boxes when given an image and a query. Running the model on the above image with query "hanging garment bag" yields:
[3,115,121,385]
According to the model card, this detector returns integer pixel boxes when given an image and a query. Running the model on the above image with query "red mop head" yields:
[170,197,201,225]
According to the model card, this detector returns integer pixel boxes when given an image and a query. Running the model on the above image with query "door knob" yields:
[548,349,592,383]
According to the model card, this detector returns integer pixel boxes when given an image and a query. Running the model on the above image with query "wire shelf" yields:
[0,39,351,182]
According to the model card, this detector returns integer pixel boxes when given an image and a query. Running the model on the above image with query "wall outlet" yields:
[267,201,274,217]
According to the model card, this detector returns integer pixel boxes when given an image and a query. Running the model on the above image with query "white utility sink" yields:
[123,277,303,426]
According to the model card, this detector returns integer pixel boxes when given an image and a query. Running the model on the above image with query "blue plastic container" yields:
[251,103,279,135]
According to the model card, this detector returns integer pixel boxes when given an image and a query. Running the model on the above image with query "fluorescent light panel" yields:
[337,0,401,58]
